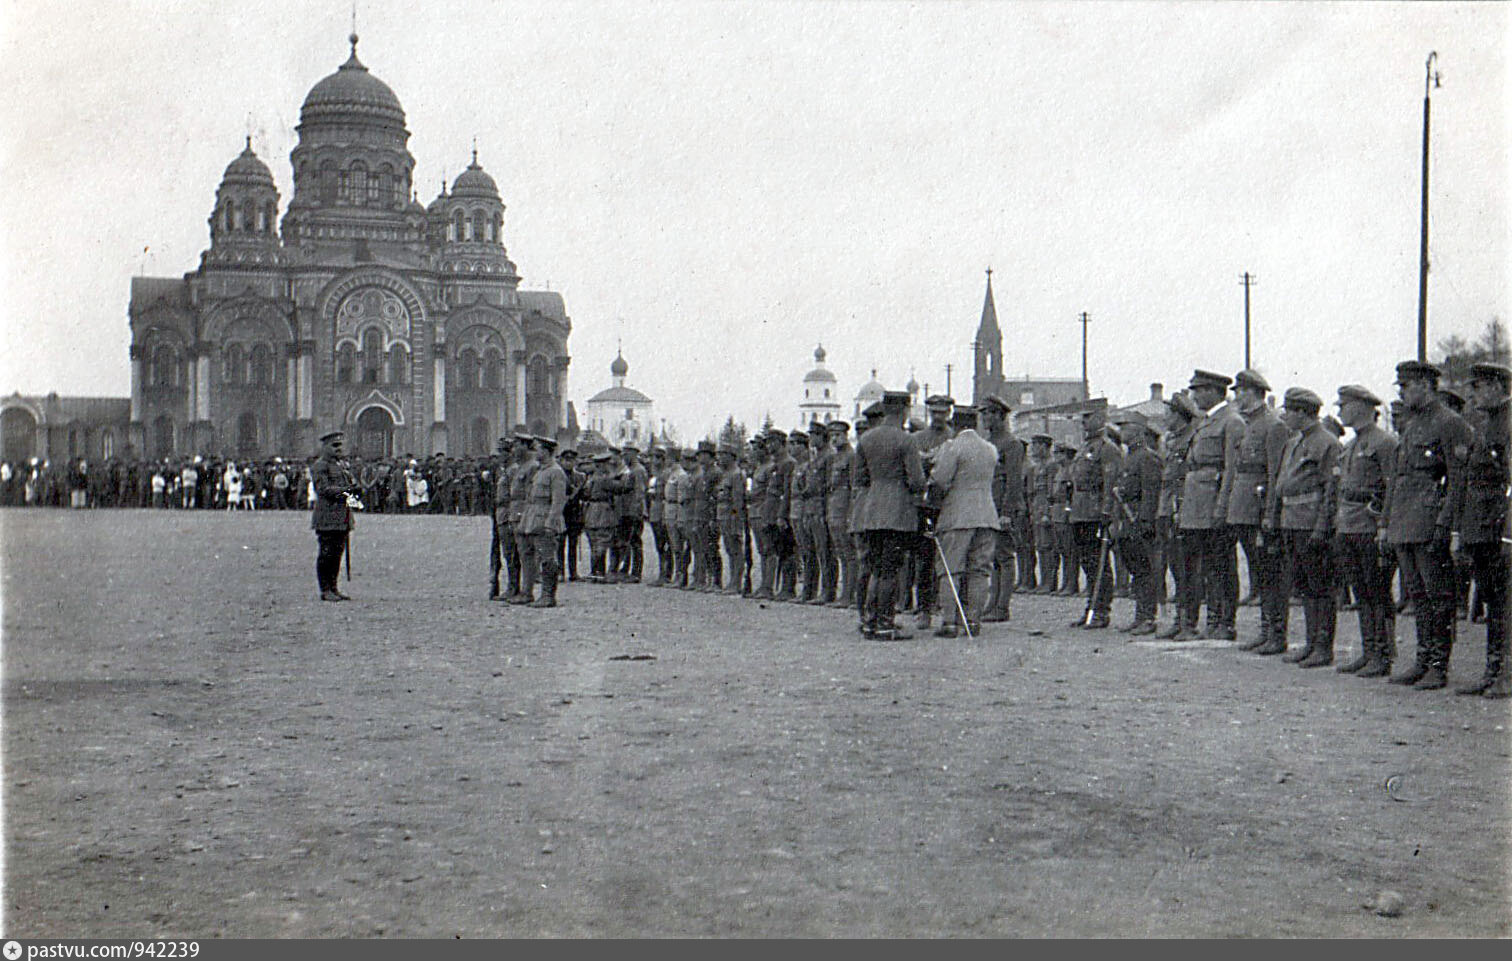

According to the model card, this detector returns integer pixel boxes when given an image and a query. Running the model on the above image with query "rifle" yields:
[1082,522,1111,627]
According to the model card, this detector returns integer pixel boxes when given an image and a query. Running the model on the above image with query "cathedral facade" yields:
[127,36,571,462]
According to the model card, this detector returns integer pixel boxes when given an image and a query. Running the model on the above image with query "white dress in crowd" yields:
[223,464,243,508]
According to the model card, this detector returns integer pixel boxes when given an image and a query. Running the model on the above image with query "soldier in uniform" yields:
[1225,370,1292,651]
[805,427,834,604]
[977,396,1023,622]
[1050,443,1078,596]
[825,421,856,609]
[519,436,568,607]
[507,439,543,604]
[1384,360,1474,689]
[499,433,534,600]
[1177,370,1244,640]
[748,435,776,599]
[911,396,956,627]
[1026,434,1056,593]
[785,431,814,600]
[311,430,355,602]
[645,447,670,586]
[854,391,927,640]
[582,453,616,582]
[716,444,748,595]
[1111,413,1162,634]
[663,448,691,588]
[685,441,714,590]
[487,436,511,598]
[850,408,880,628]
[1454,363,1510,697]
[1263,388,1342,665]
[560,448,587,581]
[617,444,649,583]
[1156,391,1199,637]
[1068,408,1123,629]
[766,430,796,600]
[1331,385,1399,676]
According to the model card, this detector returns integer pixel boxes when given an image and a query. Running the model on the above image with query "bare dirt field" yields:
[2,508,1508,937]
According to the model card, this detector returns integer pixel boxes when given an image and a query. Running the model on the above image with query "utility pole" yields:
[1239,272,1256,368]
[1078,312,1091,398]
[1418,52,1440,362]
[944,363,952,398]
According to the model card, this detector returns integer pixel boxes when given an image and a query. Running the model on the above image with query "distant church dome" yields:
[300,35,406,131]
[803,344,836,383]
[610,351,629,378]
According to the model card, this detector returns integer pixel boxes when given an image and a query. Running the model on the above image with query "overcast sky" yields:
[1,1,1505,440]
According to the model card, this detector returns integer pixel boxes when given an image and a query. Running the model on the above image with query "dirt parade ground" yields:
[2,509,1508,938]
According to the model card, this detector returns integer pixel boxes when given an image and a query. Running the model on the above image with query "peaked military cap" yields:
[862,402,885,418]
[979,395,1012,415]
[925,394,955,410]
[534,435,557,450]
[1188,369,1232,390]
[881,390,911,408]
[496,435,513,449]
[696,439,717,454]
[951,406,979,429]
[765,429,788,443]
[559,448,578,458]
[1336,384,1382,406]
[788,430,809,444]
[1439,386,1466,412]
[319,430,344,443]
[1233,369,1271,393]
[1470,362,1512,386]
[1031,433,1054,444]
[717,443,739,456]
[593,452,612,463]
[827,420,850,433]
[1283,387,1323,411]
[1394,359,1441,383]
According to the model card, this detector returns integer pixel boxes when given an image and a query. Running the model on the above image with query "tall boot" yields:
[1254,603,1287,654]
[1391,606,1433,685]
[531,569,558,608]
[1283,602,1315,662]
[1238,616,1271,651]
[1356,611,1393,677]
[980,566,1010,623]
[1300,598,1335,667]
[1455,626,1505,695]
[1338,602,1374,672]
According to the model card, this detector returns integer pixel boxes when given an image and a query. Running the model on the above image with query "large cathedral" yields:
[127,34,571,461]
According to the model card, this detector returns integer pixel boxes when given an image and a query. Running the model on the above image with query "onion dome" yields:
[803,343,836,383]
[855,368,885,403]
[906,374,919,394]
[452,151,500,199]
[221,137,274,187]
[300,34,406,130]
[610,350,629,378]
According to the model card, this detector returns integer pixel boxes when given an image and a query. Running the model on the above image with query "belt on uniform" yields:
[1340,489,1378,504]
[1282,491,1322,506]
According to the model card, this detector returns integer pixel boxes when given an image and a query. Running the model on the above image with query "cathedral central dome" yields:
[299,35,406,130]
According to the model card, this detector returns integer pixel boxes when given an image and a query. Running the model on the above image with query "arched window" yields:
[152,414,174,458]
[337,167,350,203]
[223,202,234,233]
[255,204,267,232]
[101,430,115,460]
[152,346,178,387]
[237,411,259,457]
[457,349,479,391]
[452,211,465,243]
[483,352,503,390]
[471,416,490,456]
[320,161,338,203]
[223,344,244,385]
[265,201,277,233]
[471,210,485,243]
[362,329,384,383]
[492,212,502,243]
[336,343,356,384]
[378,164,395,205]
[249,344,272,386]
[350,163,367,207]
[388,344,409,385]
[529,355,550,397]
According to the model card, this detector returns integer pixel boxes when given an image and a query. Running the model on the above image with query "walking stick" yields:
[929,532,974,641]
[1082,523,1110,627]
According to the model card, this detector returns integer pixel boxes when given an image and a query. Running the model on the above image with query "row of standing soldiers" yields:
[1061,361,1508,699]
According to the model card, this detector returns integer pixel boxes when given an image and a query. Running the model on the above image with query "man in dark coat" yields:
[1454,363,1511,698]
[854,391,926,640]
[311,431,355,602]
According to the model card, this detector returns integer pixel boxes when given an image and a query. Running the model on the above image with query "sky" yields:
[0,1,1506,441]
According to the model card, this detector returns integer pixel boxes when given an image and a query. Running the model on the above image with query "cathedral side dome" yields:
[221,140,275,187]
[452,158,500,199]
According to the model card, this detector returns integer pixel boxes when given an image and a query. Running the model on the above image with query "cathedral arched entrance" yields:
[151,415,175,460]
[2,407,37,463]
[236,411,260,461]
[355,406,394,460]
